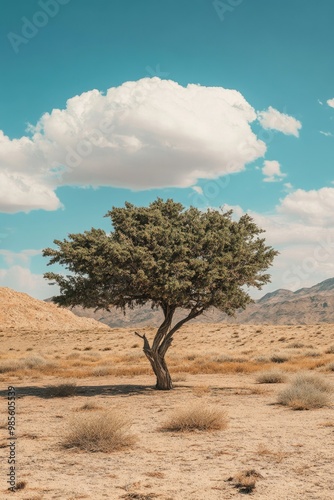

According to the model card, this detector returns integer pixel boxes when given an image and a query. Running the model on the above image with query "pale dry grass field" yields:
[1,323,334,499]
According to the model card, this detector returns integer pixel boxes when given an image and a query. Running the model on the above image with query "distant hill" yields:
[0,287,109,331]
[62,278,334,326]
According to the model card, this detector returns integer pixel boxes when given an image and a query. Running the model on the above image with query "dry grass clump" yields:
[256,369,287,384]
[277,373,332,410]
[271,353,289,363]
[230,469,263,493]
[21,355,46,369]
[192,385,211,396]
[66,352,81,359]
[325,362,334,372]
[289,342,304,349]
[15,480,27,490]
[212,354,235,363]
[0,360,23,373]
[304,350,321,358]
[121,494,158,500]
[319,421,334,427]
[62,410,136,452]
[45,383,77,398]
[325,345,334,354]
[160,403,227,432]
[172,373,187,382]
[256,444,291,463]
[76,402,101,411]
[253,356,269,363]
[0,356,57,376]
[92,366,112,377]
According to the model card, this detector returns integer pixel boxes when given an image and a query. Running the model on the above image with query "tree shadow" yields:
[0,384,156,399]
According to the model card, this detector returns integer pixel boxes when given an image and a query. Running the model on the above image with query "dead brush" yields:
[0,360,23,373]
[277,373,332,410]
[76,402,101,411]
[15,480,27,490]
[271,353,290,363]
[45,382,77,398]
[21,356,46,369]
[229,469,263,494]
[192,385,211,396]
[172,373,187,382]
[91,365,112,377]
[160,403,227,432]
[256,444,291,463]
[256,369,287,384]
[62,410,136,452]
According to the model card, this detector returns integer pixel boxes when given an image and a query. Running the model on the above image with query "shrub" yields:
[304,351,321,358]
[77,402,101,411]
[66,352,81,359]
[212,355,235,363]
[256,370,286,384]
[253,356,269,363]
[45,383,77,398]
[0,360,23,373]
[92,366,112,377]
[62,410,136,452]
[160,404,227,432]
[325,345,334,354]
[232,469,263,493]
[277,373,332,410]
[326,362,334,372]
[192,385,211,396]
[271,354,289,363]
[289,342,304,349]
[22,356,46,369]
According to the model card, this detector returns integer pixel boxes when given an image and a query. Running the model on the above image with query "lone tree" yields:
[43,198,277,390]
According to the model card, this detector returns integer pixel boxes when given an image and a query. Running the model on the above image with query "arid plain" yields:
[1,289,334,499]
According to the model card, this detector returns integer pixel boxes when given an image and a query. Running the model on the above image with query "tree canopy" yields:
[43,198,278,389]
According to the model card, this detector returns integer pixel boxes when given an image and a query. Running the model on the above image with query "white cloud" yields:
[0,265,58,299]
[192,186,203,195]
[0,78,268,213]
[262,160,286,182]
[278,187,334,226]
[327,98,334,108]
[320,131,333,137]
[223,187,334,296]
[0,249,41,266]
[221,203,245,219]
[257,106,302,137]
[0,169,62,214]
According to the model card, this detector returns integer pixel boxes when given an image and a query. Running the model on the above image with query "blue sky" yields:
[1,0,334,299]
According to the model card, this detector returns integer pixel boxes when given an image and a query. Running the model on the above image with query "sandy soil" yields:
[1,323,334,499]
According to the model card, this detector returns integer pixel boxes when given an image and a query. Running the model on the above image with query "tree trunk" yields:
[135,305,205,390]
[145,350,173,390]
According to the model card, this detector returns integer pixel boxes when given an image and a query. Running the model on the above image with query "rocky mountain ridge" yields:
[67,278,334,326]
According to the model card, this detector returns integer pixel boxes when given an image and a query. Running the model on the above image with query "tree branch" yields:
[152,305,175,352]
[135,331,151,353]
[158,307,204,357]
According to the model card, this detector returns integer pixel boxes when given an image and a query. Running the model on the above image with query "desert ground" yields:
[1,319,334,499]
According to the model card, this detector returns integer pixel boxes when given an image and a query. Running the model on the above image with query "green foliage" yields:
[43,198,278,316]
